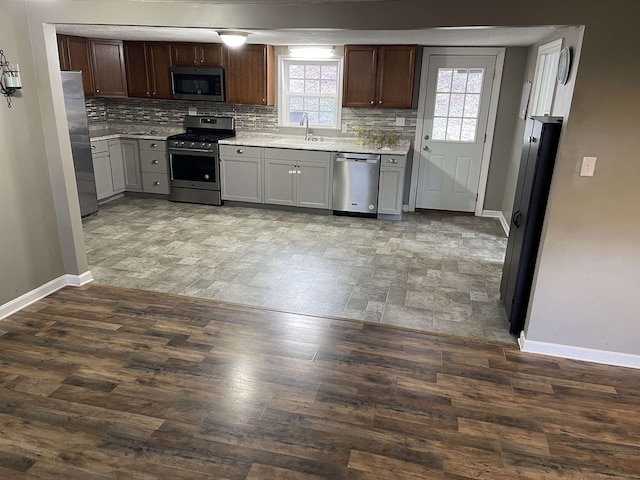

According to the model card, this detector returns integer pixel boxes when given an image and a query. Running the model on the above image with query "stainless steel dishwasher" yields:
[333,152,381,215]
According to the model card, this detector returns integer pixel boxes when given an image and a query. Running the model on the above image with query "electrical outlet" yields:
[341,123,348,133]
[580,156,597,176]
[188,106,197,115]
[395,117,405,127]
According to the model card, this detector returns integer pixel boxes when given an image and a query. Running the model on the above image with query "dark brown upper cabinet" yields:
[90,39,128,98]
[171,43,224,67]
[225,44,275,106]
[57,35,95,97]
[125,42,172,99]
[343,45,417,109]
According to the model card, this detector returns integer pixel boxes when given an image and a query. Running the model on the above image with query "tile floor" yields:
[83,197,515,344]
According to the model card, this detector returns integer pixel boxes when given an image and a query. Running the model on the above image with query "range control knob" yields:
[190,142,196,148]
[207,143,213,149]
[179,141,185,147]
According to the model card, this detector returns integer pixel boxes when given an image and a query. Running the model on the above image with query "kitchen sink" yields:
[269,138,336,148]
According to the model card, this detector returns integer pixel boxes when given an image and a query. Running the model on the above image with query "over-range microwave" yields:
[170,66,225,102]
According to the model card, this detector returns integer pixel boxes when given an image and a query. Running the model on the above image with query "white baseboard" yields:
[519,332,640,369]
[482,209,509,236]
[0,271,93,321]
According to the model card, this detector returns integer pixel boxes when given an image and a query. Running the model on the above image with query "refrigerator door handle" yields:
[512,210,522,228]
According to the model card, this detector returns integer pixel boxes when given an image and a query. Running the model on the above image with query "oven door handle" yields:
[168,148,216,155]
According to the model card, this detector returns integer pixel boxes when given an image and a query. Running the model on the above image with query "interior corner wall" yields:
[483,47,527,211]
[0,0,65,305]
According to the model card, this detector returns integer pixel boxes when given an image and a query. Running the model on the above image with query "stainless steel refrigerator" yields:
[62,71,98,217]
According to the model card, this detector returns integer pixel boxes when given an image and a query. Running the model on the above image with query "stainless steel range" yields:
[167,115,235,205]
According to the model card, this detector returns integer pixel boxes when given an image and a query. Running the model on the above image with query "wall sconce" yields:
[0,50,22,108]
[217,31,249,48]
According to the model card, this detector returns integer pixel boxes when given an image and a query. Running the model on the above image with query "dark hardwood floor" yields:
[1,285,639,478]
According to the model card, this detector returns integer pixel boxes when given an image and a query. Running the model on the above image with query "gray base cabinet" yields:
[263,148,331,210]
[139,139,169,195]
[91,139,125,202]
[108,140,126,194]
[121,139,142,192]
[220,145,263,203]
[377,154,406,216]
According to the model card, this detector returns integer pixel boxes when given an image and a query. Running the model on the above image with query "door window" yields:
[432,68,484,142]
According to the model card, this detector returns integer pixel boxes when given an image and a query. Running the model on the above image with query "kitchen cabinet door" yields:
[298,162,331,210]
[220,156,263,203]
[108,140,126,194]
[376,46,416,108]
[378,167,404,215]
[343,45,416,109]
[343,46,378,108]
[148,42,173,98]
[121,139,142,192]
[90,39,128,97]
[57,35,71,71]
[92,150,113,201]
[264,159,296,206]
[65,35,95,97]
[124,42,150,98]
[171,43,224,66]
[226,44,275,105]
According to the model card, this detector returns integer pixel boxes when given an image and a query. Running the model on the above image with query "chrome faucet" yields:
[299,112,312,141]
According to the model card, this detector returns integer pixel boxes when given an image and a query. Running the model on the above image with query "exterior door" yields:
[416,55,495,212]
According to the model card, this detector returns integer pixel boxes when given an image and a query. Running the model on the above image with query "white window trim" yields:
[530,39,562,116]
[277,54,344,130]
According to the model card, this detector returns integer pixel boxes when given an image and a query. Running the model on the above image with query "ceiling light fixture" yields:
[217,31,249,48]
[288,46,334,58]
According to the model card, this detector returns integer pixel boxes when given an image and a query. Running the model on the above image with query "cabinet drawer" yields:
[142,172,170,194]
[264,147,331,163]
[91,140,109,154]
[381,154,407,169]
[219,144,261,159]
[139,139,166,151]
[140,151,168,173]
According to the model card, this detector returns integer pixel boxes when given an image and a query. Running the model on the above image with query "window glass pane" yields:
[319,98,335,111]
[320,80,336,94]
[467,69,484,93]
[449,94,465,117]
[318,111,334,126]
[305,65,321,79]
[434,93,450,117]
[305,80,320,94]
[289,96,304,111]
[461,119,477,142]
[432,118,447,140]
[289,111,303,123]
[289,64,304,79]
[307,112,319,124]
[321,65,337,79]
[289,79,304,93]
[304,97,319,111]
[446,118,462,141]
[463,94,480,118]
[452,69,468,93]
[437,69,452,92]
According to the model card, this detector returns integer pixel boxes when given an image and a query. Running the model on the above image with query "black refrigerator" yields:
[500,116,563,335]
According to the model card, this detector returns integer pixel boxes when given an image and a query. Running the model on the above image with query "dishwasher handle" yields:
[335,152,381,164]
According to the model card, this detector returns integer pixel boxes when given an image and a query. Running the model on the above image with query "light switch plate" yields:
[395,117,405,127]
[188,106,197,115]
[580,156,597,176]
[341,123,348,133]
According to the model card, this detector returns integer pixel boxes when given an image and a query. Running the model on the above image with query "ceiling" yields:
[56,24,564,47]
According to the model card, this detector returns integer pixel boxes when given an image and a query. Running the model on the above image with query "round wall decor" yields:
[557,47,572,85]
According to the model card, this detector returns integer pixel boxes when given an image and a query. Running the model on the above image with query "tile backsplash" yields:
[86,97,417,140]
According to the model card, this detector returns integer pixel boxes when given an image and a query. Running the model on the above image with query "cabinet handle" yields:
[389,158,397,164]
[151,160,159,165]
[96,89,100,93]
[153,181,161,186]
[378,100,382,104]
[91,145,96,150]
[150,143,157,148]
[237,149,243,154]
[370,100,374,105]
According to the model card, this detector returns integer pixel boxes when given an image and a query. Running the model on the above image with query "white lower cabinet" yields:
[263,148,331,210]
[220,145,263,203]
[91,139,125,202]
[377,154,407,216]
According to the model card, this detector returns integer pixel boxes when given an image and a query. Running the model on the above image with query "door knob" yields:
[424,135,430,140]
[423,146,429,151]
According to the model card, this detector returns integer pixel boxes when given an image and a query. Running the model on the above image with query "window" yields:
[432,67,484,142]
[529,39,562,116]
[279,57,342,129]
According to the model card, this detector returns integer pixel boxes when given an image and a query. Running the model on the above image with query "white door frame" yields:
[409,47,505,216]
